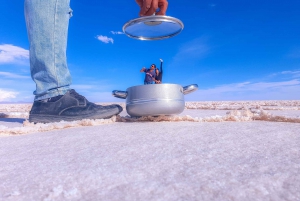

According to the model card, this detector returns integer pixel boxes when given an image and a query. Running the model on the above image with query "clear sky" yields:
[1,0,300,103]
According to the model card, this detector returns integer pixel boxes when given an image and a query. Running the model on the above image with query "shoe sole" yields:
[29,107,122,123]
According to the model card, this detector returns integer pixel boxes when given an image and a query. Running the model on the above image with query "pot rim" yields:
[112,83,198,99]
[126,83,182,91]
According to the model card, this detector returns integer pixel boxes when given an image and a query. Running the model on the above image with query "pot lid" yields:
[123,15,184,40]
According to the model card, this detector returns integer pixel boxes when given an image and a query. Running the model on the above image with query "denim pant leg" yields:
[25,0,72,101]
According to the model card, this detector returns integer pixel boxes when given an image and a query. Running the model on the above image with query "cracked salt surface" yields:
[0,101,299,200]
[0,120,299,200]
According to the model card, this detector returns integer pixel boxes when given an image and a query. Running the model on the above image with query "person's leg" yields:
[25,0,72,101]
[24,0,122,123]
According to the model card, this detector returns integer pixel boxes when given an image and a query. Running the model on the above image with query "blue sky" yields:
[0,0,300,103]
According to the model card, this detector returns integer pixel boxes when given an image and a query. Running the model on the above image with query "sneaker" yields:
[160,58,163,62]
[29,89,123,123]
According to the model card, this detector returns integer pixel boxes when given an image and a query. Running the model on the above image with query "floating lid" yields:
[123,15,184,40]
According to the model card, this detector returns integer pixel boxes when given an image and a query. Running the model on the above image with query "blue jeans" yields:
[25,0,73,101]
[144,81,154,85]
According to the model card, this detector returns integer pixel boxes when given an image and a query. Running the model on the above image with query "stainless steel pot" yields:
[112,84,198,117]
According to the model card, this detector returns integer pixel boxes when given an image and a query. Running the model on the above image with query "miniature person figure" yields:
[140,64,158,85]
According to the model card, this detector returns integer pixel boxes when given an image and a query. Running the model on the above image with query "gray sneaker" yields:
[29,89,123,123]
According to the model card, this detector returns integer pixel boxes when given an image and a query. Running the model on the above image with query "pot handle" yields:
[112,90,128,99]
[183,84,198,95]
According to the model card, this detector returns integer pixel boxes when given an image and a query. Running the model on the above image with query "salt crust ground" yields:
[0,101,299,200]
[1,101,300,135]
